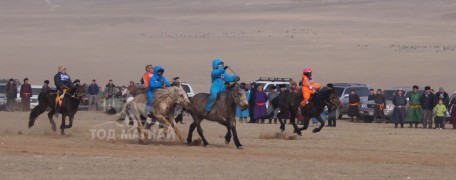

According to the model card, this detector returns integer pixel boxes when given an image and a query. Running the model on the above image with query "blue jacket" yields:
[54,72,72,89]
[88,84,99,95]
[148,66,170,90]
[210,59,238,94]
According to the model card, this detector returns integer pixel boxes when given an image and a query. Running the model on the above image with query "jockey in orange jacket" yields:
[301,68,320,107]
[141,64,154,88]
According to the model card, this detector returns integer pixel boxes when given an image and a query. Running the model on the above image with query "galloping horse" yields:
[29,84,88,135]
[273,87,339,136]
[187,83,249,149]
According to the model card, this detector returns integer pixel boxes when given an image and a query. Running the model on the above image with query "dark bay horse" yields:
[187,83,249,149]
[273,88,339,136]
[29,84,88,135]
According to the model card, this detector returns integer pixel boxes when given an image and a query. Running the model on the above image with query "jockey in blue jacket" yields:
[146,66,170,112]
[204,59,239,115]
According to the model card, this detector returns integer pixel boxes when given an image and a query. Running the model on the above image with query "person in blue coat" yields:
[146,66,170,112]
[204,59,239,116]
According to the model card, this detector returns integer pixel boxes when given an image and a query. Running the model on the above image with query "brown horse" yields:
[187,83,249,149]
[29,84,88,135]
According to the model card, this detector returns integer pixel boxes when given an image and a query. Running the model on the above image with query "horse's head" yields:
[228,83,249,111]
[322,89,340,108]
[74,84,89,105]
[170,78,192,108]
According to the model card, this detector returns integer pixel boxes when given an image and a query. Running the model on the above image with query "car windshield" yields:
[383,90,396,100]
[0,85,6,94]
[333,87,344,97]
[182,85,191,93]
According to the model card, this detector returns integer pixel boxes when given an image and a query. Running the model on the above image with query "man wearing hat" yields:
[392,89,407,128]
[41,80,51,93]
[6,78,18,112]
[406,85,422,128]
[54,65,73,100]
[20,78,32,111]
[420,86,435,128]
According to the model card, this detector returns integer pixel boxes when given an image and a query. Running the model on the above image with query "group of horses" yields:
[28,78,339,149]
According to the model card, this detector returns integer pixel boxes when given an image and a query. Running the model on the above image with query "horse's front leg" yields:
[229,118,243,149]
[313,115,325,133]
[168,112,184,143]
[278,118,285,132]
[224,123,232,144]
[155,115,171,139]
[290,112,301,136]
[60,115,66,136]
[47,110,57,133]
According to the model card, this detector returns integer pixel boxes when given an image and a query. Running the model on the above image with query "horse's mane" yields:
[151,87,177,107]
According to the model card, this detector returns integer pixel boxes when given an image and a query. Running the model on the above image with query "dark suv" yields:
[330,83,370,119]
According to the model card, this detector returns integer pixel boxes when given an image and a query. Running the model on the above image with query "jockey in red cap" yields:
[301,68,320,107]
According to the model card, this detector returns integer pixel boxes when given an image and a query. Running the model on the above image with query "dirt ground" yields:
[1,111,455,179]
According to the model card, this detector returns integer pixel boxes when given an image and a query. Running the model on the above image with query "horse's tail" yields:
[29,92,49,128]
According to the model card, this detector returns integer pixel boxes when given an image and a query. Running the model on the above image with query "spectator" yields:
[373,89,386,123]
[406,85,422,128]
[289,81,300,93]
[97,87,104,111]
[267,85,279,124]
[236,82,250,123]
[253,85,268,124]
[392,89,407,128]
[41,80,51,93]
[88,79,99,111]
[348,90,361,122]
[248,82,257,123]
[449,97,456,129]
[368,88,375,101]
[327,84,339,127]
[104,80,116,110]
[20,78,32,111]
[277,84,289,124]
[127,81,136,94]
[434,99,447,130]
[420,86,434,129]
[6,79,17,112]
[434,87,450,128]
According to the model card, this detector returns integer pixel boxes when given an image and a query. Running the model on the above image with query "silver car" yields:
[331,83,370,120]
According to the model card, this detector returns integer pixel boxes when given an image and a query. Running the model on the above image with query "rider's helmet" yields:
[303,68,312,73]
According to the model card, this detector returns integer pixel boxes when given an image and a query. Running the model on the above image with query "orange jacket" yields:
[143,72,154,88]
[301,74,320,92]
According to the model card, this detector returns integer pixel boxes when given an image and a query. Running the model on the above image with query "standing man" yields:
[392,89,407,128]
[6,79,17,112]
[420,86,434,129]
[20,78,32,111]
[88,79,99,111]
[348,90,361,122]
[104,80,116,111]
[41,80,51,93]
[368,89,376,101]
[326,83,339,127]
[406,85,422,128]
[373,89,386,123]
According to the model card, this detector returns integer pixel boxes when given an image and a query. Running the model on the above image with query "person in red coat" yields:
[20,78,32,111]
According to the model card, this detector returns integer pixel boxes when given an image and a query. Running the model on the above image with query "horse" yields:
[121,79,192,144]
[273,87,339,136]
[186,83,249,149]
[28,84,88,135]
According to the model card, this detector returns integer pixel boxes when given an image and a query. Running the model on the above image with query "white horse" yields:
[119,80,191,144]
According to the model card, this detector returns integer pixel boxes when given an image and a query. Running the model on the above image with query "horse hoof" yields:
[237,145,243,149]
[225,140,230,144]
[312,128,320,133]
[280,128,285,132]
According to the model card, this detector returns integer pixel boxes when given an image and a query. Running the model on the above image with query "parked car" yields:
[182,83,195,98]
[30,85,43,109]
[255,77,291,93]
[331,83,370,120]
[360,88,424,123]
[450,92,456,101]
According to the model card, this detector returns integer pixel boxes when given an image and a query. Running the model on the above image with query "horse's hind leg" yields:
[28,104,47,128]
[195,122,209,146]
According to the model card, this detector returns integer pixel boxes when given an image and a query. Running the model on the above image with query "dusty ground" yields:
[1,111,456,179]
